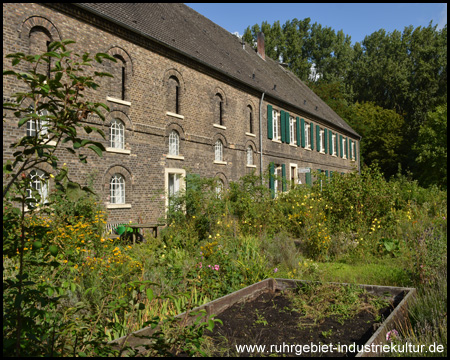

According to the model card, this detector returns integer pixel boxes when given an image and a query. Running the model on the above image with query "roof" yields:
[75,3,359,138]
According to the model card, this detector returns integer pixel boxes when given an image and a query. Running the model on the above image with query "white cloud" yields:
[232,31,242,39]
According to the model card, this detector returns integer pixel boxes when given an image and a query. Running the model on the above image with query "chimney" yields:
[257,32,265,60]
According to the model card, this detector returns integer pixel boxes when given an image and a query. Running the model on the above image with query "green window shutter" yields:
[280,110,285,143]
[269,162,275,198]
[316,125,320,152]
[339,135,343,158]
[324,129,328,154]
[325,170,329,178]
[354,141,357,161]
[267,105,273,140]
[310,122,314,150]
[282,164,286,192]
[349,139,353,159]
[301,118,305,148]
[330,171,333,178]
[329,130,333,154]
[285,112,290,144]
[296,117,301,147]
[305,169,311,187]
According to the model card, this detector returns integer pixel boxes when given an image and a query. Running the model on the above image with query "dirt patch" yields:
[205,283,399,357]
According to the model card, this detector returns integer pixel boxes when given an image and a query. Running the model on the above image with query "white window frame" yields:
[305,122,311,149]
[332,133,337,156]
[343,137,347,159]
[27,169,49,204]
[246,146,254,166]
[272,110,279,141]
[168,130,180,156]
[110,173,125,205]
[351,141,356,160]
[27,109,49,138]
[289,116,296,145]
[320,129,325,153]
[164,168,186,212]
[273,165,282,198]
[290,163,299,188]
[214,139,223,162]
[110,118,125,150]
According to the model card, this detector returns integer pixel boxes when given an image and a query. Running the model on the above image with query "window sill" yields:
[304,147,311,151]
[272,139,282,143]
[245,132,256,137]
[214,160,227,165]
[167,154,185,160]
[213,124,226,130]
[106,147,131,155]
[166,111,184,120]
[289,143,297,147]
[106,96,131,107]
[106,203,132,209]
[246,164,257,168]
[320,150,326,154]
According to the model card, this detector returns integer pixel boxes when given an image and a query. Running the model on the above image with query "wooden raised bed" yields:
[109,278,416,357]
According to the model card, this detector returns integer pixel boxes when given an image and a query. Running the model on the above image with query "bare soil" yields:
[205,287,400,357]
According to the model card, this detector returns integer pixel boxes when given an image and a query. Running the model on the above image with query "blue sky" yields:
[185,3,447,45]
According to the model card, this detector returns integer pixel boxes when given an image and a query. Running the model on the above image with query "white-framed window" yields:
[27,169,49,203]
[273,110,279,141]
[274,165,282,198]
[215,178,224,196]
[320,129,325,153]
[110,174,125,204]
[246,146,253,166]
[169,130,180,156]
[165,168,186,212]
[343,137,347,159]
[351,141,356,160]
[305,122,311,149]
[332,133,337,156]
[110,118,125,149]
[27,109,49,138]
[290,116,296,145]
[214,139,223,162]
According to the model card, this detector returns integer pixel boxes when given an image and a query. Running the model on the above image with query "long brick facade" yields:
[3,3,360,225]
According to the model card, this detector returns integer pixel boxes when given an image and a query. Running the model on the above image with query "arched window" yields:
[214,139,223,162]
[215,178,224,195]
[214,94,224,126]
[168,76,181,114]
[248,105,254,134]
[110,174,125,204]
[27,169,48,203]
[27,109,48,138]
[169,130,180,156]
[247,146,253,166]
[111,55,126,100]
[110,118,125,149]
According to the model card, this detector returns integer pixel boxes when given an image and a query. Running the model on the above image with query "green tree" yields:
[413,104,447,189]
[347,102,405,178]
[3,39,116,356]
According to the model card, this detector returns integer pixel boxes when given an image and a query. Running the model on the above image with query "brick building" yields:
[3,3,360,225]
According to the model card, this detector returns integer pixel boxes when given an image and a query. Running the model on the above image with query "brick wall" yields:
[3,3,359,224]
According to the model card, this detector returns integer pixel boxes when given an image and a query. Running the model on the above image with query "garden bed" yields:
[111,279,415,357]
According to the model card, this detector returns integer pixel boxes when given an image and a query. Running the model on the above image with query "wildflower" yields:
[199,262,202,269]
[274,268,278,273]
[214,265,220,271]
[386,329,399,342]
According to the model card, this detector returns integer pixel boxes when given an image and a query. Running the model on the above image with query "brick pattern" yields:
[3,3,359,224]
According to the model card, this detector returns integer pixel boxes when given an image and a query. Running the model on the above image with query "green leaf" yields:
[88,144,104,157]
[146,288,154,302]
